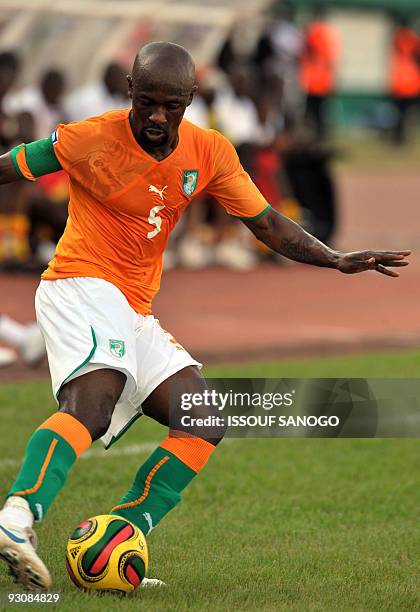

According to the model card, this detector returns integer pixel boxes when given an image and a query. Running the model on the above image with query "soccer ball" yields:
[66,514,148,593]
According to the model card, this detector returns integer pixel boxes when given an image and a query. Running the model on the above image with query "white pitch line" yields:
[0,458,21,469]
[0,441,159,471]
[82,442,158,460]
[0,438,235,471]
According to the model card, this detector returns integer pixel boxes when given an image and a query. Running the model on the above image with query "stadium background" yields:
[0,1,419,610]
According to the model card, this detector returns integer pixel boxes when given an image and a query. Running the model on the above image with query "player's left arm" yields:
[243,207,410,277]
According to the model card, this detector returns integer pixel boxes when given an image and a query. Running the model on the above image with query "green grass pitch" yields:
[0,349,419,611]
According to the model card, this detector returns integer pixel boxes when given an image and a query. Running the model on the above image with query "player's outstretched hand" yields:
[336,250,411,277]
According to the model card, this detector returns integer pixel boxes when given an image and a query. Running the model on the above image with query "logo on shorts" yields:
[182,170,198,196]
[109,339,125,358]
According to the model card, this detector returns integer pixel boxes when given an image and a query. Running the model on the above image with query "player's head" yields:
[128,41,197,149]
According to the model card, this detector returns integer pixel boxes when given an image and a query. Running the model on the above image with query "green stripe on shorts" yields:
[55,327,97,399]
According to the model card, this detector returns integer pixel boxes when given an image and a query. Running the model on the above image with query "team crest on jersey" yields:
[182,170,198,196]
[109,339,125,358]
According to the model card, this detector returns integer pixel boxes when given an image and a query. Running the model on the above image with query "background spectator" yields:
[388,15,420,145]
[0,51,31,267]
[65,62,130,121]
[3,68,68,140]
[254,4,303,131]
[3,65,70,267]
[300,4,341,139]
[213,65,260,147]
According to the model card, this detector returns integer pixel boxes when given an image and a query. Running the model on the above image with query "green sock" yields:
[8,412,92,521]
[8,430,76,521]
[110,447,197,535]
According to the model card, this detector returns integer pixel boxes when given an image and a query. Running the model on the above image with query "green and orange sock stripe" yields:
[110,435,216,534]
[111,456,170,514]
[9,412,92,520]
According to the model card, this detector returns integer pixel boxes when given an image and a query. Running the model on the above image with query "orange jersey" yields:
[37,110,269,314]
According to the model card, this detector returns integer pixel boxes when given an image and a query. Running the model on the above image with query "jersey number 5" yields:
[147,205,165,239]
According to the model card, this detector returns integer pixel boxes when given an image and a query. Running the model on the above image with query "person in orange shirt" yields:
[0,42,410,590]
[300,5,340,139]
[389,16,420,145]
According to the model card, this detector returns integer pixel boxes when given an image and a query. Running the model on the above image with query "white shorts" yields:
[35,278,201,449]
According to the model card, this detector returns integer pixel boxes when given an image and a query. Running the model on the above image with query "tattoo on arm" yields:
[243,209,338,268]
[280,238,313,264]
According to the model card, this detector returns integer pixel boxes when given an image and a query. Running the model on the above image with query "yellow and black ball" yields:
[66,514,148,593]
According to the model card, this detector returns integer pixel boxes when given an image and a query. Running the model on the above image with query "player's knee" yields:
[58,395,114,441]
[185,401,227,446]
[58,368,126,441]
[205,427,226,447]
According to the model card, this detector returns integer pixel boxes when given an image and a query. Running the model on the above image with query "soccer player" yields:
[0,42,410,590]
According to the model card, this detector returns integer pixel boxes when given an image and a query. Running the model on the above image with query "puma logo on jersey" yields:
[148,185,167,200]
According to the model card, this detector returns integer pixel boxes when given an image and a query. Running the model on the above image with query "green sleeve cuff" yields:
[25,136,62,177]
[229,203,271,220]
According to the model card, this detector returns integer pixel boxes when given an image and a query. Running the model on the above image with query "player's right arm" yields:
[0,135,63,186]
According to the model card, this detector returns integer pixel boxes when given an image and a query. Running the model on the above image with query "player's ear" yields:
[127,74,133,100]
[186,84,198,107]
